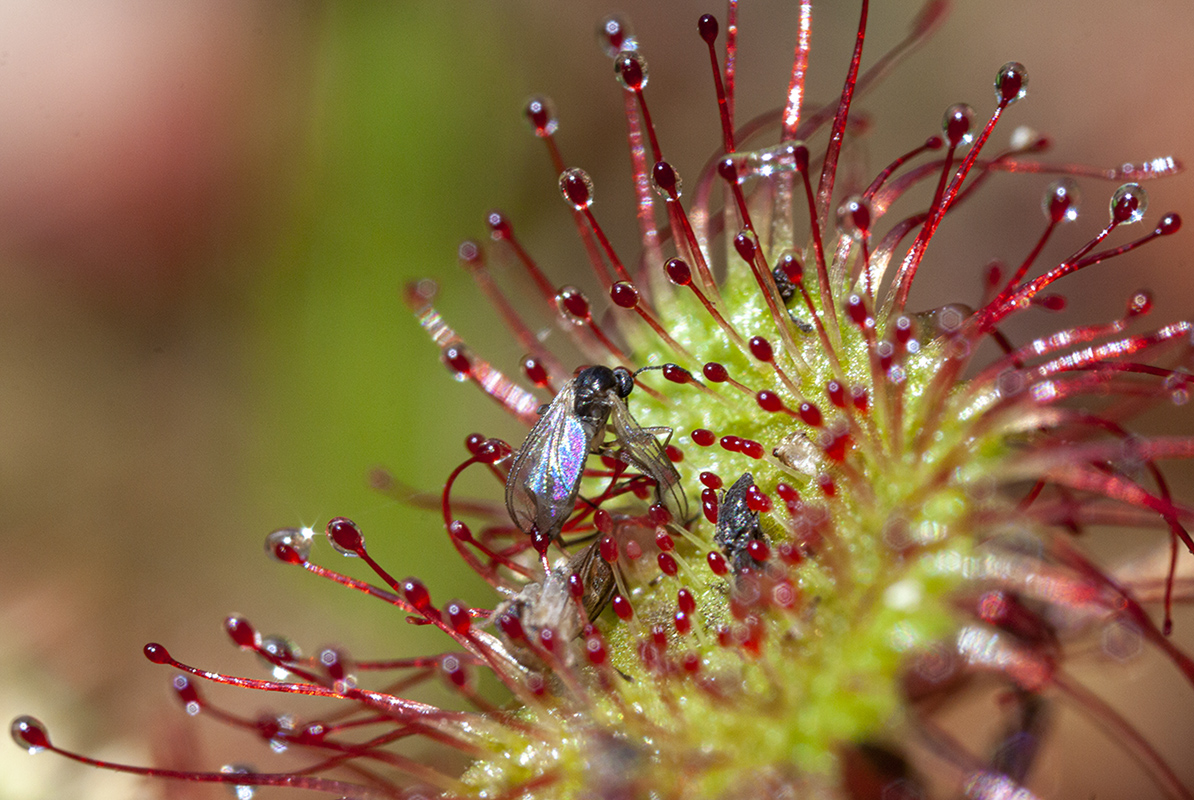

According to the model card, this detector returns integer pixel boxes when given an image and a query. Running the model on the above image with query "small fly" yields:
[504,364,687,560]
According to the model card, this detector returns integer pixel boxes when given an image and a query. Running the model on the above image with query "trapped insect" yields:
[494,540,615,668]
[715,472,769,574]
[504,364,687,560]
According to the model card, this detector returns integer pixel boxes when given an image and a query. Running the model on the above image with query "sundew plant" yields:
[11,2,1194,798]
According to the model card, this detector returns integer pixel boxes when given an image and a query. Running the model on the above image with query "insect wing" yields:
[606,397,689,521]
[565,541,615,622]
[505,381,594,541]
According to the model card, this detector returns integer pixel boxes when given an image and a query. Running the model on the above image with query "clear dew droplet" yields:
[524,95,558,138]
[835,195,872,238]
[1110,182,1148,224]
[10,716,48,754]
[558,167,594,210]
[596,14,635,57]
[736,142,801,180]
[1042,178,1080,223]
[220,764,257,800]
[259,634,301,679]
[995,61,1028,105]
[650,161,682,199]
[263,527,312,563]
[614,50,649,91]
[942,103,975,147]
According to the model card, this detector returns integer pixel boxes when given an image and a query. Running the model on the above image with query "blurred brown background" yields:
[0,1,1190,798]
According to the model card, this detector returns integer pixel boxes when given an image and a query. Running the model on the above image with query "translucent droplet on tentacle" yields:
[524,95,558,138]
[942,103,975,147]
[1109,183,1147,224]
[596,14,635,57]
[735,142,801,180]
[559,167,595,210]
[835,195,872,238]
[325,516,365,557]
[995,61,1028,105]
[264,527,311,564]
[614,50,649,91]
[555,286,592,325]
[1042,178,1080,223]
[10,716,49,754]
[651,161,683,199]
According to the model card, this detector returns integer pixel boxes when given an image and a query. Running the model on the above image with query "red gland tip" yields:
[559,168,594,210]
[943,103,975,147]
[702,487,719,523]
[171,674,202,714]
[596,15,632,57]
[476,438,512,464]
[707,550,729,575]
[614,51,649,92]
[224,615,258,650]
[1126,291,1153,317]
[663,363,690,383]
[402,578,433,613]
[740,439,765,459]
[498,613,525,641]
[995,62,1028,105]
[265,527,311,564]
[733,231,758,262]
[757,390,785,413]
[524,95,558,138]
[144,643,172,664]
[652,161,682,199]
[585,633,607,665]
[799,402,823,427]
[445,599,472,634]
[611,594,634,620]
[1110,183,1147,224]
[717,156,739,183]
[749,336,774,362]
[697,13,718,44]
[326,516,365,556]
[11,716,50,753]
[703,362,729,383]
[556,286,592,322]
[793,145,810,172]
[665,257,693,286]
[522,356,549,387]
[443,344,472,377]
[777,251,803,284]
[610,281,639,308]
[657,552,679,576]
[677,587,696,613]
[485,209,513,240]
[1156,213,1181,236]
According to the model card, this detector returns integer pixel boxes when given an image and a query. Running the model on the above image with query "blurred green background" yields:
[0,2,1190,798]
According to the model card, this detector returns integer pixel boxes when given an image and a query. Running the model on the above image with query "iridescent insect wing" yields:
[504,381,595,542]
[606,397,689,521]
